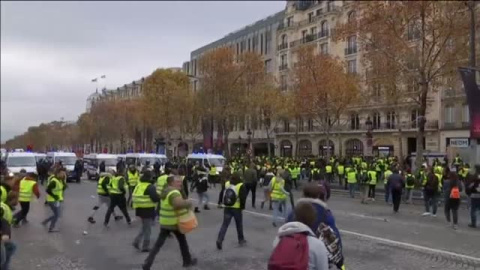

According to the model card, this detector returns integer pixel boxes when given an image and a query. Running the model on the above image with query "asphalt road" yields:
[9,178,480,270]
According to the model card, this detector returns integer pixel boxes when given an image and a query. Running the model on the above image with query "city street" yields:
[9,178,480,270]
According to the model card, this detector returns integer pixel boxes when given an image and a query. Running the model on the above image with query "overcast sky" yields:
[0,1,285,143]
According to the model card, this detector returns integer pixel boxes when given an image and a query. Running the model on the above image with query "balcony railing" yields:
[279,64,288,71]
[277,43,288,51]
[345,46,358,55]
[290,34,319,48]
[318,29,329,38]
[442,121,470,130]
[441,88,466,99]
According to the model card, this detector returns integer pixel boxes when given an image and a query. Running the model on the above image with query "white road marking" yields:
[194,199,480,263]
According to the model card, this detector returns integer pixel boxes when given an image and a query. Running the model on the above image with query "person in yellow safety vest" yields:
[337,163,345,189]
[216,173,247,250]
[347,167,358,198]
[208,165,218,188]
[367,167,377,201]
[421,170,441,217]
[0,181,11,204]
[127,165,140,208]
[325,163,333,183]
[361,161,368,170]
[270,169,290,227]
[132,171,160,253]
[404,169,416,204]
[104,169,131,227]
[42,170,66,232]
[13,173,40,227]
[289,164,299,190]
[310,166,320,182]
[1,192,17,270]
[384,167,393,203]
[459,164,470,181]
[87,171,122,224]
[452,154,463,173]
[142,174,198,269]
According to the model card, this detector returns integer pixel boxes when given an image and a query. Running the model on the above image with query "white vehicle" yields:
[83,153,118,180]
[125,153,168,171]
[5,152,38,176]
[34,153,47,163]
[46,152,79,181]
[117,154,126,161]
[186,153,226,174]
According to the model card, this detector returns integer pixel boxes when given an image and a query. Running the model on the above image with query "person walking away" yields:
[190,166,210,213]
[42,170,66,232]
[282,167,295,210]
[422,171,440,217]
[288,164,299,190]
[153,161,161,179]
[384,167,393,204]
[337,163,345,189]
[99,161,106,173]
[132,171,160,252]
[13,173,40,226]
[126,165,140,207]
[387,169,404,213]
[346,167,358,198]
[325,163,333,184]
[104,169,131,227]
[261,168,275,210]
[269,201,329,270]
[466,169,480,228]
[216,173,247,250]
[243,163,258,208]
[217,165,230,207]
[74,159,83,183]
[367,166,377,201]
[142,175,197,269]
[1,193,17,270]
[404,169,415,204]
[87,170,122,224]
[271,169,290,227]
[443,172,462,230]
[208,164,218,188]
[358,168,369,204]
[452,154,462,174]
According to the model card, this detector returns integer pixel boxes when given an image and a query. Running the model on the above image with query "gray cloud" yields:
[0,1,285,142]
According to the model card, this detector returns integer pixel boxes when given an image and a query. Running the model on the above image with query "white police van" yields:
[186,153,226,174]
[83,153,118,180]
[5,151,38,176]
[46,152,79,182]
[125,153,168,171]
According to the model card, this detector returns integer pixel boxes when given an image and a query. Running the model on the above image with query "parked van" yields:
[83,153,118,180]
[46,152,79,182]
[5,152,38,176]
[125,153,168,171]
[186,153,226,174]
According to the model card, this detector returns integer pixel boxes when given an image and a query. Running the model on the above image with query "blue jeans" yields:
[1,241,17,270]
[272,200,287,225]
[471,198,480,226]
[424,192,438,215]
[348,183,357,198]
[197,192,209,207]
[43,202,60,230]
[384,184,392,203]
[217,208,245,242]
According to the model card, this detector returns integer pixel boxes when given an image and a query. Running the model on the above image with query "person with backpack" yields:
[261,168,275,210]
[217,165,231,208]
[404,169,416,204]
[443,172,462,230]
[422,170,440,217]
[386,169,405,213]
[271,169,290,227]
[216,173,247,250]
[269,201,329,270]
[190,166,210,213]
[286,183,344,270]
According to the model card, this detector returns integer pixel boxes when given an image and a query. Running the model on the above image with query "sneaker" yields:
[142,264,150,270]
[239,239,247,246]
[432,214,437,218]
[453,225,458,230]
[217,204,223,209]
[468,223,477,228]
[272,222,277,228]
[141,248,150,253]
[260,202,265,209]
[372,198,375,202]
[216,241,222,250]
[194,207,200,213]
[133,243,140,250]
[421,212,431,217]
[48,228,60,233]
[114,216,123,221]
[87,217,96,224]
[183,258,198,268]
[204,205,210,210]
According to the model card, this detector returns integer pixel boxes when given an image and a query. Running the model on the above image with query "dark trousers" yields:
[391,189,402,212]
[104,194,131,225]
[368,185,376,198]
[217,208,245,243]
[143,228,193,269]
[292,178,298,189]
[444,198,460,225]
[218,184,225,205]
[289,192,295,209]
[39,174,47,185]
[208,175,218,187]
[127,185,136,207]
[326,173,333,183]
[470,198,480,226]
[245,183,257,207]
[13,201,30,225]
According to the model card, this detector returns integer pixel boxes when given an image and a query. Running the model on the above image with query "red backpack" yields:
[268,233,309,270]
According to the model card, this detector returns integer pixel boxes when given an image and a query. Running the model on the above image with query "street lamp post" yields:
[247,128,253,160]
[366,117,373,157]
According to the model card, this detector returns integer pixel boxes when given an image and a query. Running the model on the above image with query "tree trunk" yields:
[294,118,299,158]
[415,82,428,172]
[266,128,272,157]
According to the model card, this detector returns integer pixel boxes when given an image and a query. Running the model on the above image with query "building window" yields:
[280,74,287,91]
[372,112,381,129]
[302,30,308,41]
[308,12,314,23]
[239,115,245,131]
[283,119,290,132]
[327,0,334,12]
[251,115,258,130]
[287,16,293,27]
[411,109,419,128]
[347,11,356,23]
[298,117,304,132]
[265,59,272,73]
[265,30,271,54]
[248,38,251,51]
[281,34,288,45]
[444,105,455,124]
[372,83,381,97]
[347,59,357,74]
[386,111,396,129]
[320,21,329,37]
[463,103,469,123]
[320,43,329,54]
[260,34,264,54]
[350,114,360,130]
[193,81,198,93]
[407,21,421,41]
[310,27,317,35]
[280,54,287,66]
[307,118,314,131]
[316,8,323,16]
[346,35,357,54]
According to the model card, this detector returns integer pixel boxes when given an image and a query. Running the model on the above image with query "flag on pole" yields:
[100,75,106,79]
[92,78,98,82]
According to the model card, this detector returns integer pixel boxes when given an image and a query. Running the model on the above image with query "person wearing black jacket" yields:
[216,173,247,250]
[132,171,160,252]
[466,167,480,228]
[87,171,122,224]
[190,166,210,213]
[387,169,405,213]
[99,161,106,173]
[104,169,131,227]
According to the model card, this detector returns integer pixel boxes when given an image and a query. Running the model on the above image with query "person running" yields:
[443,172,462,230]
[13,173,40,226]
[271,169,290,227]
[87,170,122,224]
[132,171,160,252]
[142,175,197,269]
[261,168,275,210]
[42,170,67,232]
[216,173,247,250]
[104,169,131,227]
[387,169,404,213]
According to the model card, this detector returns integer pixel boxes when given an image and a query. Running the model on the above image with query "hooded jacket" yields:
[273,221,329,270]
